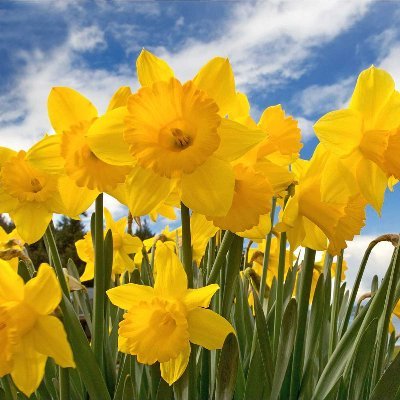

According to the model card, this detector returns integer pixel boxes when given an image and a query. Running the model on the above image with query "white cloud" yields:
[292,77,354,117]
[156,0,373,91]
[0,25,136,150]
[296,116,315,141]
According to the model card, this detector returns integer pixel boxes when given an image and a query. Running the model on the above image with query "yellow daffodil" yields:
[278,146,366,255]
[237,213,272,242]
[314,66,400,212]
[45,86,132,193]
[107,242,234,385]
[0,226,25,270]
[77,209,142,281]
[87,49,267,217]
[0,262,75,396]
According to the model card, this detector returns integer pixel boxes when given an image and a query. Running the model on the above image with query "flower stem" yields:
[259,198,277,300]
[289,248,316,400]
[180,202,193,288]
[328,250,343,356]
[92,194,105,371]
[1,376,17,400]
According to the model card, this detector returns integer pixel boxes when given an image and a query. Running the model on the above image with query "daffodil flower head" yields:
[0,262,75,396]
[107,242,234,385]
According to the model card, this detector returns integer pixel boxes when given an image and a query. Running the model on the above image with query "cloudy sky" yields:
[1,0,399,292]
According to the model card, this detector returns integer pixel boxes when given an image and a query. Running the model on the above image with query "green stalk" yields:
[289,248,316,400]
[259,197,277,300]
[44,225,70,399]
[322,252,333,277]
[1,376,17,400]
[371,241,400,387]
[207,231,235,285]
[340,234,398,337]
[92,194,105,371]
[273,231,287,357]
[181,202,193,288]
[328,250,344,356]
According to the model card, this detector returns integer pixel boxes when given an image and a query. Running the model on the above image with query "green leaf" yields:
[60,294,111,400]
[369,350,400,400]
[216,333,239,400]
[270,298,297,400]
[243,343,265,400]
[122,375,135,400]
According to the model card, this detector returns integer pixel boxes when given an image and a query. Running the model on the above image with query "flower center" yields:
[119,296,189,364]
[30,178,43,193]
[171,128,191,149]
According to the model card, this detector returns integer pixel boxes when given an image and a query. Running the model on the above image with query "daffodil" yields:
[107,242,234,385]
[0,262,75,396]
[314,66,400,212]
[45,86,132,193]
[77,209,142,281]
[0,226,25,270]
[278,146,366,255]
[87,49,266,217]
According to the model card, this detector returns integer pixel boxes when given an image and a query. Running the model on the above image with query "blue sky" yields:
[0,0,399,268]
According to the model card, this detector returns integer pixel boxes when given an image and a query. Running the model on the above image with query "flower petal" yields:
[313,109,363,157]
[181,157,234,217]
[87,107,136,166]
[11,204,52,244]
[213,119,266,162]
[107,283,155,310]
[111,164,173,217]
[25,263,61,315]
[11,335,47,397]
[187,308,234,350]
[32,315,75,368]
[154,242,187,298]
[193,57,236,116]
[356,158,387,214]
[48,87,98,133]
[136,49,175,87]
[349,66,395,131]
[160,342,191,386]
[0,260,24,303]
[182,284,219,310]
[107,86,132,111]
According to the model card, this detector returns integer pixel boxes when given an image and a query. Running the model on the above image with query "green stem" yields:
[59,367,70,400]
[340,234,397,337]
[181,202,193,288]
[259,198,277,300]
[289,248,316,400]
[322,252,333,277]
[273,231,287,358]
[92,194,105,371]
[371,241,400,387]
[328,250,343,356]
[207,231,235,285]
[1,376,17,400]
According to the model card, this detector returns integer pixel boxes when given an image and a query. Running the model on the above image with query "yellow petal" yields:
[24,263,61,314]
[237,213,271,241]
[193,57,236,116]
[0,260,24,302]
[136,49,174,87]
[11,335,47,397]
[80,262,94,282]
[313,109,363,157]
[111,164,173,216]
[356,158,387,214]
[32,315,75,367]
[107,86,132,111]
[181,157,234,217]
[213,119,266,162]
[122,235,143,255]
[58,176,98,218]
[301,218,327,250]
[182,284,219,310]
[160,342,191,385]
[11,204,52,244]
[254,160,294,196]
[87,107,136,166]
[349,66,396,131]
[154,242,187,298]
[26,135,64,173]
[187,308,234,350]
[48,87,98,133]
[107,283,155,309]
[0,147,17,168]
